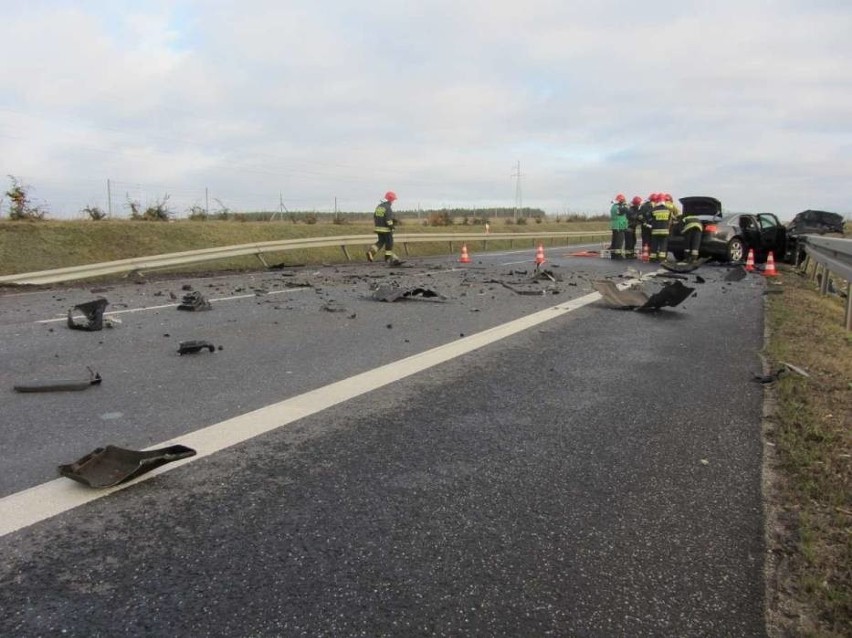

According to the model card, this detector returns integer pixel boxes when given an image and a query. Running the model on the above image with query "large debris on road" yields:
[371,284,446,302]
[14,367,102,392]
[67,298,108,331]
[594,279,694,311]
[177,291,212,311]
[659,258,709,274]
[178,340,216,355]
[58,444,196,488]
[724,266,749,282]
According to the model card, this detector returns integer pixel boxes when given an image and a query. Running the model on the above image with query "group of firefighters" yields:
[365,190,704,266]
[609,193,702,262]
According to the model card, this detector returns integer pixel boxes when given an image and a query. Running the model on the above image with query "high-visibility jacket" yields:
[681,215,702,234]
[374,200,395,233]
[664,201,681,218]
[651,204,672,235]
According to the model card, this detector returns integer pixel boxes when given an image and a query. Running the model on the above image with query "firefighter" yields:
[366,191,403,266]
[680,211,704,263]
[663,193,681,219]
[609,193,628,259]
[650,192,673,261]
[638,194,654,255]
[625,195,642,258]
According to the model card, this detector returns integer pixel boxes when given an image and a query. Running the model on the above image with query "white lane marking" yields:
[0,280,640,538]
[36,287,309,324]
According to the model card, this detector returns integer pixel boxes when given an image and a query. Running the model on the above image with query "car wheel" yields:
[726,238,745,262]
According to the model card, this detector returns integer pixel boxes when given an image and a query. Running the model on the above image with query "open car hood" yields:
[679,196,722,217]
[787,210,845,236]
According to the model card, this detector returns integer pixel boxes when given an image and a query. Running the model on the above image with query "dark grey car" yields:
[667,196,787,263]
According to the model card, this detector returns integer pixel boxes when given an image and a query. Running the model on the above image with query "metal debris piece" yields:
[178,340,215,355]
[593,280,695,311]
[177,291,212,311]
[752,368,787,384]
[781,362,810,378]
[694,275,706,284]
[67,298,108,331]
[568,250,599,257]
[58,444,196,488]
[14,367,102,393]
[372,285,446,302]
[531,269,562,283]
[321,301,347,312]
[724,266,748,282]
[659,258,709,273]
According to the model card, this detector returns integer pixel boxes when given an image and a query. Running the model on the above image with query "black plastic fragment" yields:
[659,258,709,273]
[178,340,215,355]
[593,279,694,311]
[177,291,212,311]
[67,298,108,331]
[372,285,445,302]
[58,444,197,488]
[14,368,102,392]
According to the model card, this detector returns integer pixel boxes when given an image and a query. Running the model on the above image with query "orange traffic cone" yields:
[459,244,471,264]
[641,243,650,263]
[763,251,778,277]
[744,248,755,272]
[535,244,546,267]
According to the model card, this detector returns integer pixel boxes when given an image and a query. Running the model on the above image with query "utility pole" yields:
[512,160,522,220]
[106,179,112,217]
[205,187,209,215]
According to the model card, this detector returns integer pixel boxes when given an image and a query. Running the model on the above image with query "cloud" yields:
[0,0,850,219]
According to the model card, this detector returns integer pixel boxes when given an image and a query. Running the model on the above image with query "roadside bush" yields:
[304,213,318,225]
[187,205,208,221]
[5,176,46,220]
[427,211,452,226]
[516,216,528,225]
[82,205,107,221]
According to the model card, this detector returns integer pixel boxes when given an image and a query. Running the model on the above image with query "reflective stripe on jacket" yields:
[374,201,394,233]
[681,215,702,233]
[651,204,672,235]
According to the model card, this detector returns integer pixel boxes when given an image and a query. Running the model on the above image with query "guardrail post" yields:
[846,283,852,331]
[403,243,410,256]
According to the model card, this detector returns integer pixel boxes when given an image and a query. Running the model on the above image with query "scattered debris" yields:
[178,340,216,355]
[781,361,810,378]
[67,298,108,331]
[659,258,709,273]
[593,279,695,311]
[694,275,706,284]
[724,266,748,282]
[568,250,599,257]
[321,301,348,312]
[372,285,446,302]
[499,282,560,296]
[752,368,787,384]
[177,291,212,311]
[58,444,196,488]
[14,367,102,393]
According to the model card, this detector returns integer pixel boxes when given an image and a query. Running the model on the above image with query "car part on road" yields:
[177,291,212,311]
[58,444,197,488]
[14,368,102,392]
[660,258,709,273]
[67,298,109,331]
[178,340,216,355]
[593,280,695,311]
[371,285,446,302]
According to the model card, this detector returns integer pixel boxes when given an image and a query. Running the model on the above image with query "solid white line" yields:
[36,287,309,324]
[0,281,636,538]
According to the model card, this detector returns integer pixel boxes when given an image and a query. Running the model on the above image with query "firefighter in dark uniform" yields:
[680,212,703,263]
[366,191,402,266]
[625,196,642,258]
[650,192,673,261]
[638,194,654,256]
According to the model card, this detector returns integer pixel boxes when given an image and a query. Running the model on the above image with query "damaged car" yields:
[666,196,787,263]
[784,209,846,263]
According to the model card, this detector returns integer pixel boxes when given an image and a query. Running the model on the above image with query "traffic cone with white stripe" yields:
[459,244,472,264]
[763,251,778,277]
[744,248,755,272]
[641,243,650,263]
[535,244,546,267]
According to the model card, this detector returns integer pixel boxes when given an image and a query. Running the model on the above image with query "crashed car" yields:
[666,196,787,263]
[784,209,846,263]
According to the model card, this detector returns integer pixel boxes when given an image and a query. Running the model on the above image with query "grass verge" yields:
[763,264,851,637]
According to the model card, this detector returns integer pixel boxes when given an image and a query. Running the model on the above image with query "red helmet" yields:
[615,193,626,203]
[650,193,661,203]
[631,196,642,206]
[664,193,673,202]
[384,191,397,202]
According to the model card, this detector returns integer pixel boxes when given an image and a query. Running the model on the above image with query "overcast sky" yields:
[1,0,850,220]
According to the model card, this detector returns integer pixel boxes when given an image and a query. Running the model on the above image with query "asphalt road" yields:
[0,247,769,636]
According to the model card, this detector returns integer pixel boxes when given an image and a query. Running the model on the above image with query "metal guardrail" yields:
[798,235,852,330]
[0,230,609,287]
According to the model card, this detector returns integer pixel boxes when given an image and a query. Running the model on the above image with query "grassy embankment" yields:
[1,218,849,635]
[763,264,851,637]
[0,219,608,276]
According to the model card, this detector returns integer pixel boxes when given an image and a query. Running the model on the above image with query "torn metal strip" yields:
[58,444,197,488]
